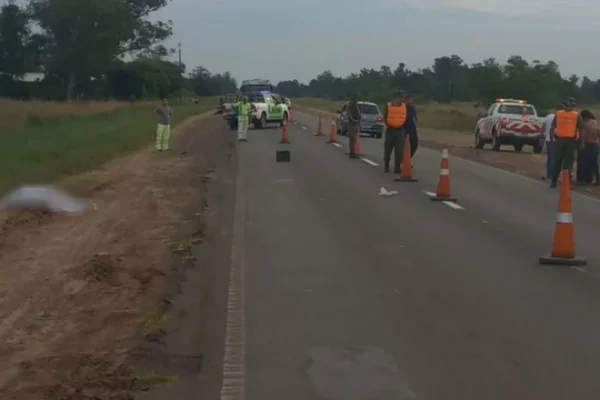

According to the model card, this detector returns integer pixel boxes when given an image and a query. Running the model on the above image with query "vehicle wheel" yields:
[491,132,501,151]
[376,133,382,139]
[474,129,484,149]
[252,119,261,129]
[514,143,524,152]
[532,141,543,154]
[280,112,288,127]
[259,113,267,129]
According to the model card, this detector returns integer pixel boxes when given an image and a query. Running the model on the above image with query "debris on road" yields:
[379,187,397,196]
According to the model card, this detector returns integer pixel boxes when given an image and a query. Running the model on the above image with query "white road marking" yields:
[301,126,307,130]
[361,158,379,167]
[423,190,464,209]
[220,167,247,400]
[443,201,464,210]
[332,143,343,148]
[572,267,587,273]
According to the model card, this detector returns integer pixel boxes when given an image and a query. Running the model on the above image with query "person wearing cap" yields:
[541,104,562,180]
[235,95,252,142]
[383,90,409,173]
[346,96,361,158]
[549,97,583,188]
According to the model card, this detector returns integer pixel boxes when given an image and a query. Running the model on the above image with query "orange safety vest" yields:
[386,102,407,128]
[555,110,579,138]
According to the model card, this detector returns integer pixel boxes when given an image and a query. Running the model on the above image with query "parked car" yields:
[336,101,385,138]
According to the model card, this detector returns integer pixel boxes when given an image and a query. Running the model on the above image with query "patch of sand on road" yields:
[0,114,232,399]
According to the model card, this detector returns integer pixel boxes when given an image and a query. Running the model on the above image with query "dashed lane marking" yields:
[361,158,379,167]
[332,143,343,148]
[423,190,465,210]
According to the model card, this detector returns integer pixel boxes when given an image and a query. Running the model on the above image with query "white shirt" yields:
[542,113,555,141]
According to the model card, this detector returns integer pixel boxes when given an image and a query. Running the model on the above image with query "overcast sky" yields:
[154,0,600,84]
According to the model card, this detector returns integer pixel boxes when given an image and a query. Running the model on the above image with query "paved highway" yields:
[223,111,600,400]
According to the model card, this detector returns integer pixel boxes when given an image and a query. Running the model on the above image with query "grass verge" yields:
[0,97,217,194]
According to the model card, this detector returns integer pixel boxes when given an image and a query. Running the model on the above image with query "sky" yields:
[154,0,600,84]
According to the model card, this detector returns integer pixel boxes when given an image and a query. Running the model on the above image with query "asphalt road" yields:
[224,112,600,400]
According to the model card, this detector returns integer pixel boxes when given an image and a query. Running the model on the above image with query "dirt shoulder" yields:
[297,105,600,197]
[0,114,236,399]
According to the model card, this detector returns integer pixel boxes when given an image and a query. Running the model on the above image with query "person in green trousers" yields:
[155,97,173,151]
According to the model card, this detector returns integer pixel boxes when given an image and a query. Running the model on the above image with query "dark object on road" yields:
[276,150,290,162]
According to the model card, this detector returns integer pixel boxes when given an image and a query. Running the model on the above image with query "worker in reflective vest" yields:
[383,90,408,173]
[549,97,583,188]
[235,96,252,142]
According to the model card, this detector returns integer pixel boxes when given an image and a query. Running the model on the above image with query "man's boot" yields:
[394,165,401,174]
[384,160,390,172]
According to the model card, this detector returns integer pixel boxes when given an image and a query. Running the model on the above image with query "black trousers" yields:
[577,142,599,184]
[384,128,406,167]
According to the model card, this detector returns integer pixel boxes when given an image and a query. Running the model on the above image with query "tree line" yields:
[0,0,236,101]
[276,55,600,109]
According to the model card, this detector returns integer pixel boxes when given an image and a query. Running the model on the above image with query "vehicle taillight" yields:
[376,116,383,123]
[501,118,509,126]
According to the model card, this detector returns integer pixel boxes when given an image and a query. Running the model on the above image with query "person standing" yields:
[405,94,419,157]
[549,98,583,188]
[235,95,252,142]
[541,105,561,180]
[576,110,599,184]
[155,97,173,151]
[346,96,361,158]
[383,90,408,173]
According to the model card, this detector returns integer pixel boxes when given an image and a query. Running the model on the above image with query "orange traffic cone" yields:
[315,116,324,136]
[395,135,417,182]
[280,124,290,144]
[539,170,586,266]
[327,118,337,143]
[431,145,456,201]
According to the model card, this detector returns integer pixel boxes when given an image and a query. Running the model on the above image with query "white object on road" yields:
[379,187,397,196]
[0,185,89,213]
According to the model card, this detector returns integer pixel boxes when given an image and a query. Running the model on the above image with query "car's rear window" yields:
[359,104,379,114]
[497,104,536,116]
[247,94,264,102]
[224,94,238,102]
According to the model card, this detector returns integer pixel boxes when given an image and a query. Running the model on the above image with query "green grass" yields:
[0,97,217,194]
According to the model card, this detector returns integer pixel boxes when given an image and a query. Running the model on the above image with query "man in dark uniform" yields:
[405,94,419,157]
[347,96,361,158]
[550,97,583,188]
[383,90,408,173]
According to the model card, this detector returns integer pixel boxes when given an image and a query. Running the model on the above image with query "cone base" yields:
[431,196,456,202]
[538,254,587,266]
[395,177,418,182]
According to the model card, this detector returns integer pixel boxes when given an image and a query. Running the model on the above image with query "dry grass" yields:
[293,98,600,132]
[0,99,156,125]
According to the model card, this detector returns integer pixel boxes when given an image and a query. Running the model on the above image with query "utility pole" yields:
[178,41,183,104]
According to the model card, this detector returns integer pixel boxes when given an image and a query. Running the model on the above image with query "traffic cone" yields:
[327,118,337,143]
[395,135,417,182]
[315,116,324,136]
[539,170,586,266]
[431,145,456,201]
[290,107,296,123]
[280,124,290,144]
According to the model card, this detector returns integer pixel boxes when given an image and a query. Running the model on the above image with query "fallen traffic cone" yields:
[431,144,456,201]
[315,116,324,136]
[327,118,337,143]
[395,135,417,182]
[280,124,290,144]
[539,170,586,266]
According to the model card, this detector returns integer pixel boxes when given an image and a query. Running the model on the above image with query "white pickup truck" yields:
[474,98,544,153]
[247,92,289,129]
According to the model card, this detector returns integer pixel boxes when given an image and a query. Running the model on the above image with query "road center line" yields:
[331,143,343,148]
[423,190,465,210]
[361,158,379,167]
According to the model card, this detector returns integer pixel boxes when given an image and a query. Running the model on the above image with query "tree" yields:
[0,1,30,78]
[29,0,173,99]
